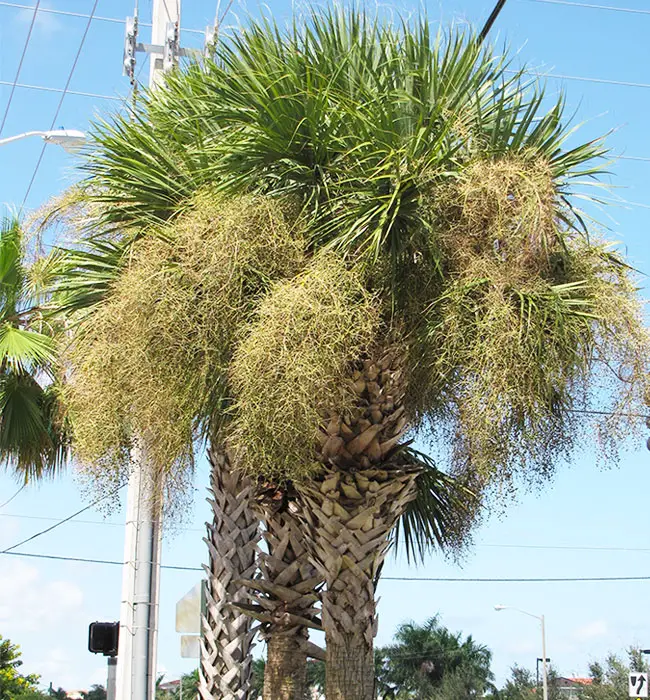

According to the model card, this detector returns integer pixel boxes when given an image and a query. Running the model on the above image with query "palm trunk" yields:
[238,492,322,700]
[199,445,260,700]
[264,634,308,700]
[296,351,419,700]
[299,463,418,700]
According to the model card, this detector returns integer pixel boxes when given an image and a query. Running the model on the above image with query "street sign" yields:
[175,582,205,634]
[180,635,201,659]
[629,672,649,697]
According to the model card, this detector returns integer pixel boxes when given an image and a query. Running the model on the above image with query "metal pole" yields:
[107,657,117,700]
[115,3,180,699]
[541,615,549,700]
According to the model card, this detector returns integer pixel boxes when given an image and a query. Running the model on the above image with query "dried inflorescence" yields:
[228,253,381,481]
[64,192,305,493]
[405,155,650,487]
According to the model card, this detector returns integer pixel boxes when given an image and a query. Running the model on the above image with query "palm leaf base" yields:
[200,447,259,700]
[298,461,419,700]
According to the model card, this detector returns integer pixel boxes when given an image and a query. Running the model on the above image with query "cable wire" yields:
[20,0,100,210]
[0,80,124,101]
[0,2,205,33]
[523,0,650,16]
[0,484,26,509]
[0,0,41,138]
[2,549,650,582]
[0,482,125,554]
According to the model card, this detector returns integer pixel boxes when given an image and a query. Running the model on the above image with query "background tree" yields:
[83,684,107,700]
[0,635,41,699]
[375,617,494,699]
[0,217,69,482]
[581,648,648,700]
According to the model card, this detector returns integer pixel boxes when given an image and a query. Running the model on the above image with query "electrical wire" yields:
[0,0,42,138]
[522,0,650,16]
[6,511,650,556]
[0,2,205,33]
[510,68,650,91]
[0,482,125,554]
[0,484,26,509]
[0,80,124,101]
[20,0,101,210]
[2,549,650,582]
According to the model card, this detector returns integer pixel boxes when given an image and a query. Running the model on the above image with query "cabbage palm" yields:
[0,217,68,481]
[56,7,650,700]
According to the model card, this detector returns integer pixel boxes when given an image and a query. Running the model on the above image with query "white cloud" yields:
[0,560,84,632]
[573,620,608,642]
[13,3,64,37]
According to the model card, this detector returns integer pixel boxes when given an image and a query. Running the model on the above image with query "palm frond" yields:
[391,446,476,564]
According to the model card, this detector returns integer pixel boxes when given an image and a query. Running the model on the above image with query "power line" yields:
[21,0,101,209]
[382,575,650,582]
[2,549,650,582]
[522,0,650,16]
[0,484,26,509]
[0,80,123,101]
[513,68,650,91]
[0,0,42,138]
[480,0,509,42]
[1,550,199,570]
[6,512,650,555]
[0,2,205,33]
[0,482,125,554]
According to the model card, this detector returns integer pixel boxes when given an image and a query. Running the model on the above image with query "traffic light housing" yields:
[88,622,119,656]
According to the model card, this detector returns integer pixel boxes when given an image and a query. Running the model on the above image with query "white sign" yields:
[629,672,649,697]
[175,581,204,634]
[180,635,201,659]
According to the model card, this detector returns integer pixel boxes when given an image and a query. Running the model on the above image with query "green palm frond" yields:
[0,218,70,480]
[391,447,476,563]
[0,371,70,480]
[0,325,55,371]
[78,8,605,280]
[48,239,128,317]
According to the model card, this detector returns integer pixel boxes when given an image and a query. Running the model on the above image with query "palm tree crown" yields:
[0,217,69,481]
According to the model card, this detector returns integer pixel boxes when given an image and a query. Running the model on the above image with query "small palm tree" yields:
[0,216,68,481]
[52,6,650,700]
[376,617,494,698]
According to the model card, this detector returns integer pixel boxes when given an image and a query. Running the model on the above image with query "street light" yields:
[0,129,86,152]
[495,604,549,700]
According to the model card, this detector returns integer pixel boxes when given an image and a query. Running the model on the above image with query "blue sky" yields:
[2,0,650,692]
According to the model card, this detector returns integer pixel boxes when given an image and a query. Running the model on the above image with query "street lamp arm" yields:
[0,131,48,146]
[494,605,542,621]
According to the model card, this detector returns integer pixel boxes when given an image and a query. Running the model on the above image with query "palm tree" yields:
[0,216,68,481]
[375,617,494,699]
[53,6,650,699]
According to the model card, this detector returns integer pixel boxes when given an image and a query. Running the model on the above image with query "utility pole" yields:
[116,3,180,700]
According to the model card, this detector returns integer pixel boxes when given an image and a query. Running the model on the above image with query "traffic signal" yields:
[88,622,119,656]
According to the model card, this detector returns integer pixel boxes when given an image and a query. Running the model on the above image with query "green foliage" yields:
[581,649,649,700]
[391,447,478,562]
[83,685,107,700]
[0,218,69,482]
[56,5,650,533]
[229,252,380,480]
[375,616,494,699]
[0,635,40,699]
[155,670,198,700]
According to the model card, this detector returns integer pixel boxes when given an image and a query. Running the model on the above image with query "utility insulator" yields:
[204,23,218,58]
[163,21,180,73]
[123,15,138,80]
